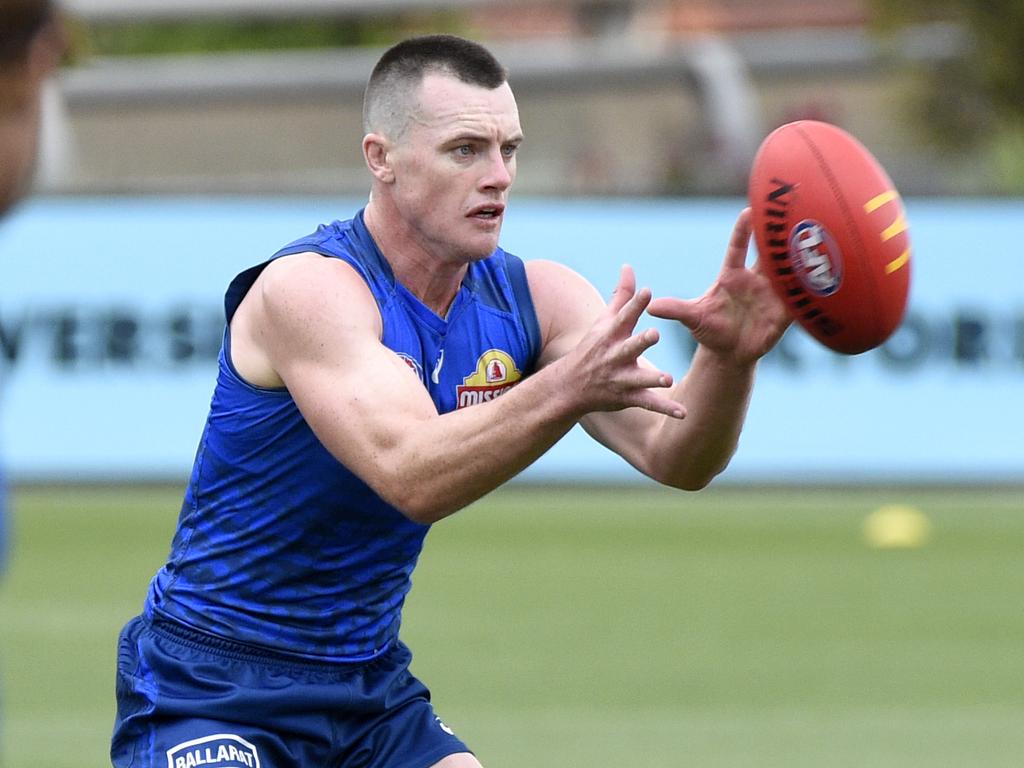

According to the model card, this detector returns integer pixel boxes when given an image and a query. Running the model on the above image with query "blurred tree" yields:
[76,12,469,57]
[870,0,1024,192]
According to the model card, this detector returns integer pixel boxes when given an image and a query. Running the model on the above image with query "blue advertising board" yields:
[0,196,1020,483]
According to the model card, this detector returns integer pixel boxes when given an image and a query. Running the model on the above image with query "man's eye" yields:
[502,145,518,157]
[455,145,474,156]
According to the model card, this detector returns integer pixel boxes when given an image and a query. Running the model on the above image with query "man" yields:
[0,0,63,577]
[112,35,789,768]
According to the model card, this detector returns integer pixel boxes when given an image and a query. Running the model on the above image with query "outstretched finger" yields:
[622,327,661,362]
[634,391,687,420]
[615,285,654,333]
[723,207,753,272]
[632,363,673,390]
[608,264,637,313]
[647,296,702,332]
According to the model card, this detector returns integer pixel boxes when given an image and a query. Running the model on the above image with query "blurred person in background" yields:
[0,1,64,761]
[112,34,789,768]
[0,0,64,576]
[0,0,63,218]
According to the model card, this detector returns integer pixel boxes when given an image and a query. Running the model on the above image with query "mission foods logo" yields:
[167,734,260,768]
[456,349,521,408]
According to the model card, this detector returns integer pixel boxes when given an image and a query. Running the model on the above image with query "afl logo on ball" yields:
[789,219,843,296]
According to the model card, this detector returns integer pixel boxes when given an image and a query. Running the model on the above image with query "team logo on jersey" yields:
[456,349,522,408]
[396,352,424,379]
[166,734,260,768]
[789,219,843,296]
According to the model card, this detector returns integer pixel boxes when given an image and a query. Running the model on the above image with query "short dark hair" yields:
[363,34,508,136]
[0,0,55,64]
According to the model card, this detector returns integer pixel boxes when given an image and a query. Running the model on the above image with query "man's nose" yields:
[481,149,513,190]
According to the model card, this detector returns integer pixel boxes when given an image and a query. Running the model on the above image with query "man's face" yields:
[387,72,523,264]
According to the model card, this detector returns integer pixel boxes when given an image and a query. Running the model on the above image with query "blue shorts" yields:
[111,615,471,768]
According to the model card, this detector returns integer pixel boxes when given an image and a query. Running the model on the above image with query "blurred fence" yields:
[44,3,967,196]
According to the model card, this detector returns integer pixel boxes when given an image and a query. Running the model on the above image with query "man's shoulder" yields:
[272,215,362,261]
[260,251,368,298]
[522,258,589,290]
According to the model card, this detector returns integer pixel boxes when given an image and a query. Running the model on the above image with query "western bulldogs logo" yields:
[788,219,843,296]
[456,349,522,408]
[166,734,260,768]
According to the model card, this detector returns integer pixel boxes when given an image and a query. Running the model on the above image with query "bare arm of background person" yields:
[0,1,64,216]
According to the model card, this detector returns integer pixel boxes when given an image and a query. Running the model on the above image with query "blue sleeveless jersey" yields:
[144,210,541,662]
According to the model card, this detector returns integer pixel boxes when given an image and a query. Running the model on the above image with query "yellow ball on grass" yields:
[863,504,931,549]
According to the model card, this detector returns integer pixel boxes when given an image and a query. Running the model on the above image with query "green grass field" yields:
[1,483,1023,767]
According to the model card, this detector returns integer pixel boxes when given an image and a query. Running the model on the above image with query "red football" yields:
[748,120,911,354]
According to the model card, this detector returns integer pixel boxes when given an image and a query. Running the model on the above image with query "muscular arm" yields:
[229,252,681,524]
[529,209,790,490]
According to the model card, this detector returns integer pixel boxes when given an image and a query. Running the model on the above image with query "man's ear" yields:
[362,133,395,184]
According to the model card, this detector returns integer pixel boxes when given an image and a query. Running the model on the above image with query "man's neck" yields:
[363,198,467,318]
